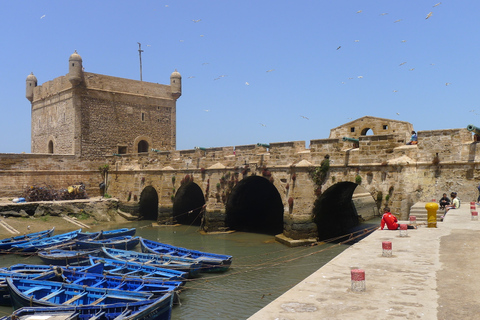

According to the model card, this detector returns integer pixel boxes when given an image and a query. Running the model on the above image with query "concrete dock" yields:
[249,204,480,320]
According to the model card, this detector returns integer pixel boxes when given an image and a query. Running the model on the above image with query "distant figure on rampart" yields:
[407,131,417,145]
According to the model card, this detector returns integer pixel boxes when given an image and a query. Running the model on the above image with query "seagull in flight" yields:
[356,10,362,13]
[245,82,250,85]
[396,112,400,115]
[446,82,451,86]
[40,14,46,19]
[336,46,341,50]
[433,2,442,7]
[260,123,267,127]
[202,62,209,65]
[188,76,195,79]
[380,13,388,16]
[399,62,407,66]
[401,40,407,43]
[300,115,309,120]
[266,69,275,73]
[394,19,402,23]
[192,19,201,23]
[426,12,433,19]
[203,109,210,112]
[393,90,398,92]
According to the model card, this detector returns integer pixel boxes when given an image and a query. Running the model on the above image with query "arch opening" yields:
[225,176,284,235]
[313,182,362,241]
[172,182,206,226]
[138,140,149,153]
[361,128,374,136]
[139,186,159,220]
[48,140,54,154]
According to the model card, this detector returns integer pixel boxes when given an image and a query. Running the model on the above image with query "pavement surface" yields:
[248,203,480,320]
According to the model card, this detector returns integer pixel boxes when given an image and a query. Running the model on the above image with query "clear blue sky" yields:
[1,1,479,153]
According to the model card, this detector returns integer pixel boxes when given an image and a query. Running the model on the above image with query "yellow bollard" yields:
[426,202,439,228]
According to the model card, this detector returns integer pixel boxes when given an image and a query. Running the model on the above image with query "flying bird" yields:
[393,90,398,93]
[300,115,309,120]
[245,82,250,85]
[356,10,362,13]
[260,123,266,127]
[266,69,275,73]
[445,82,451,86]
[203,109,210,112]
[202,62,209,65]
[401,40,407,43]
[40,15,46,19]
[354,40,360,42]
[433,2,442,7]
[192,19,201,23]
[426,12,433,19]
[336,46,341,50]
[188,76,195,79]
[357,76,363,79]
[380,13,388,16]
[399,62,407,66]
[409,68,415,71]
[396,113,400,115]
[394,19,402,23]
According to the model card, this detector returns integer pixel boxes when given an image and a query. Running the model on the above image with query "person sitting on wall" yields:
[439,193,451,209]
[407,131,418,145]
[443,192,460,219]
[380,207,416,230]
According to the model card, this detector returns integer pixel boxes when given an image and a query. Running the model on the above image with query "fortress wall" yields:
[32,76,71,102]
[269,141,307,165]
[329,116,413,140]
[416,128,474,162]
[84,73,171,98]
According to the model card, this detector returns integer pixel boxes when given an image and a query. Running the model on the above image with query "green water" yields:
[0,222,349,319]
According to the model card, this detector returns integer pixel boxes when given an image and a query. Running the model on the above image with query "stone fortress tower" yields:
[26,51,181,158]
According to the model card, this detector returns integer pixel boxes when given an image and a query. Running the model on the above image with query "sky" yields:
[1,0,479,153]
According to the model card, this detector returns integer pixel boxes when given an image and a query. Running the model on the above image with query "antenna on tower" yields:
[137,42,144,81]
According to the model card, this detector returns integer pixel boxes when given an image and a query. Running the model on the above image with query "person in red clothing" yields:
[380,207,416,230]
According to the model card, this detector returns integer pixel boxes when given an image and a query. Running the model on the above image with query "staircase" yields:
[409,202,444,222]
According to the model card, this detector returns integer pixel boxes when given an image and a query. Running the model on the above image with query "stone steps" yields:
[409,202,444,222]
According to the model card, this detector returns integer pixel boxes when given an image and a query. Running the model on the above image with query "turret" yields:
[170,69,182,99]
[68,50,83,86]
[26,72,37,102]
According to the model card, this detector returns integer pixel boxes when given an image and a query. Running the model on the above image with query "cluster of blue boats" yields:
[0,227,233,319]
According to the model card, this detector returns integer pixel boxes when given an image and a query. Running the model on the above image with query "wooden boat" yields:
[1,262,103,275]
[11,229,82,252]
[0,271,46,306]
[101,247,201,277]
[99,228,136,239]
[31,268,183,305]
[6,278,154,310]
[0,293,173,320]
[140,237,233,273]
[89,256,188,282]
[0,228,55,252]
[38,249,102,266]
[75,236,140,250]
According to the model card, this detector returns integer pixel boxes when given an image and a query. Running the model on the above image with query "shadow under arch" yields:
[313,181,361,241]
[139,186,159,220]
[225,176,284,235]
[172,182,205,226]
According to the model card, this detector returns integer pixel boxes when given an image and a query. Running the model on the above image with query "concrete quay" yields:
[249,204,480,320]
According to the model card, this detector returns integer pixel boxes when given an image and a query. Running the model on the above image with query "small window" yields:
[48,141,54,154]
[118,146,127,154]
[350,127,355,133]
[383,125,388,130]
[141,112,145,121]
[157,106,160,110]
[72,63,75,67]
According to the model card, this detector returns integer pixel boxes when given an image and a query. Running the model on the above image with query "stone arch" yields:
[361,128,374,135]
[172,181,205,225]
[313,181,361,241]
[139,186,159,220]
[133,135,152,154]
[225,175,284,235]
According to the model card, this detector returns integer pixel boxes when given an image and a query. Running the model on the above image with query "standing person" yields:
[380,207,415,230]
[439,193,451,209]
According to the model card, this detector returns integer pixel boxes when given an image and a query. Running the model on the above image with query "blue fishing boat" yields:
[89,256,188,282]
[11,229,82,252]
[37,249,102,266]
[31,268,182,304]
[0,293,173,320]
[101,247,201,277]
[99,228,136,239]
[140,237,233,273]
[1,262,104,275]
[0,271,46,306]
[0,228,55,252]
[6,278,154,309]
[75,236,140,250]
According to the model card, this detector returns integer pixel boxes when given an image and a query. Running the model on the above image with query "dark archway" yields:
[48,140,54,154]
[313,182,360,241]
[138,140,149,153]
[172,182,205,225]
[139,186,159,220]
[225,176,284,235]
[361,128,374,136]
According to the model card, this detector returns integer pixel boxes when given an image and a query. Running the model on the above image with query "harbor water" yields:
[0,221,351,319]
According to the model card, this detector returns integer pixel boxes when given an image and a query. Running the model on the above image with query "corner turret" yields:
[26,72,37,102]
[170,69,182,100]
[68,50,83,86]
